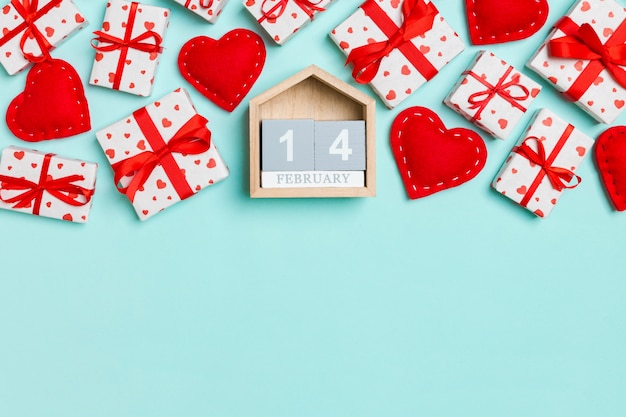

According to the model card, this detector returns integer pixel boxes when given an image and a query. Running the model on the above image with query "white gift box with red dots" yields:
[330,0,464,109]
[445,50,542,140]
[96,88,230,221]
[89,0,170,97]
[492,108,594,218]
[0,0,88,75]
[527,0,626,124]
[172,0,229,24]
[244,0,333,45]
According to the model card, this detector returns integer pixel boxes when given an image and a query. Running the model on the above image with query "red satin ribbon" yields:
[184,0,214,8]
[465,66,530,123]
[513,129,581,208]
[549,16,626,101]
[258,0,325,23]
[0,153,93,215]
[0,0,62,62]
[346,0,438,84]
[91,2,163,91]
[111,108,212,202]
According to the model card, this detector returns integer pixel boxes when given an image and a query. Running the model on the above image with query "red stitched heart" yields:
[390,106,487,199]
[595,126,626,211]
[178,29,266,112]
[6,59,91,142]
[466,0,549,45]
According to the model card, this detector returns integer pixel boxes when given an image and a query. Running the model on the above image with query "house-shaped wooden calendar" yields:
[249,65,376,198]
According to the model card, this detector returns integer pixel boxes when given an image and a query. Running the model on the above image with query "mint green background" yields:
[1,0,625,416]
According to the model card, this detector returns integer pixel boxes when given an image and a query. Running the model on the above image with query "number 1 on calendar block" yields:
[261,119,315,171]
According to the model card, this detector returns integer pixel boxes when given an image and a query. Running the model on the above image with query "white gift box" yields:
[330,0,464,109]
[492,108,594,218]
[0,146,97,222]
[445,51,541,140]
[0,0,87,75]
[96,88,230,221]
[89,0,169,97]
[527,0,626,124]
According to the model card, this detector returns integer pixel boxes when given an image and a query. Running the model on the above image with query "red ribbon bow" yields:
[91,31,163,54]
[549,17,626,100]
[0,0,63,63]
[346,0,438,84]
[112,112,211,202]
[0,153,93,215]
[184,0,214,9]
[513,137,581,193]
[259,0,325,23]
[465,67,530,123]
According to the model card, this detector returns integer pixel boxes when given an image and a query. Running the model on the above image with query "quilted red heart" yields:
[6,59,91,142]
[466,0,549,45]
[178,29,266,112]
[595,126,626,211]
[391,106,487,199]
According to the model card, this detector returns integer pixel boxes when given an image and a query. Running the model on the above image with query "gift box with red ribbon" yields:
[96,88,230,221]
[0,146,97,222]
[330,0,464,109]
[445,51,541,140]
[0,0,87,75]
[89,0,169,97]
[527,0,626,124]
[244,0,333,45]
[492,108,593,218]
[172,0,228,24]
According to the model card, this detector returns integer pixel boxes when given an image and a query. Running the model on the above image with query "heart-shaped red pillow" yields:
[6,59,91,142]
[391,106,487,199]
[466,0,549,45]
[595,126,626,211]
[178,29,266,112]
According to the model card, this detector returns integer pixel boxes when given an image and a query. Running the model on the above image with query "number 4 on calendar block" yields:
[314,120,365,171]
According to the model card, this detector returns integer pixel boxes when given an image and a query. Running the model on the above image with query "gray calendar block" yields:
[314,120,366,171]
[262,119,315,171]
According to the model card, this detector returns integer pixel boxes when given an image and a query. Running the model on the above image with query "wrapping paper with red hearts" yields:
[89,0,169,97]
[527,0,626,124]
[173,0,229,24]
[96,88,229,221]
[445,50,541,140]
[493,108,594,218]
[0,146,97,222]
[244,0,333,45]
[0,0,87,75]
[330,0,464,109]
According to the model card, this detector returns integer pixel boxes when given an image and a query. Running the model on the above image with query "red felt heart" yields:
[595,126,626,211]
[6,59,91,142]
[390,106,487,199]
[466,0,549,45]
[178,29,266,112]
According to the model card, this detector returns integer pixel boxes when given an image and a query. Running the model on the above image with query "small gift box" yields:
[172,0,228,24]
[89,0,169,97]
[244,0,333,45]
[492,108,593,218]
[527,0,626,124]
[96,88,230,221]
[0,146,97,222]
[445,51,541,140]
[330,0,464,109]
[0,0,87,75]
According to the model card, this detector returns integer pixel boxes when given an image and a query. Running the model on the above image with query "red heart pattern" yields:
[390,106,487,199]
[178,29,266,112]
[595,126,626,211]
[6,59,91,142]
[466,0,549,45]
